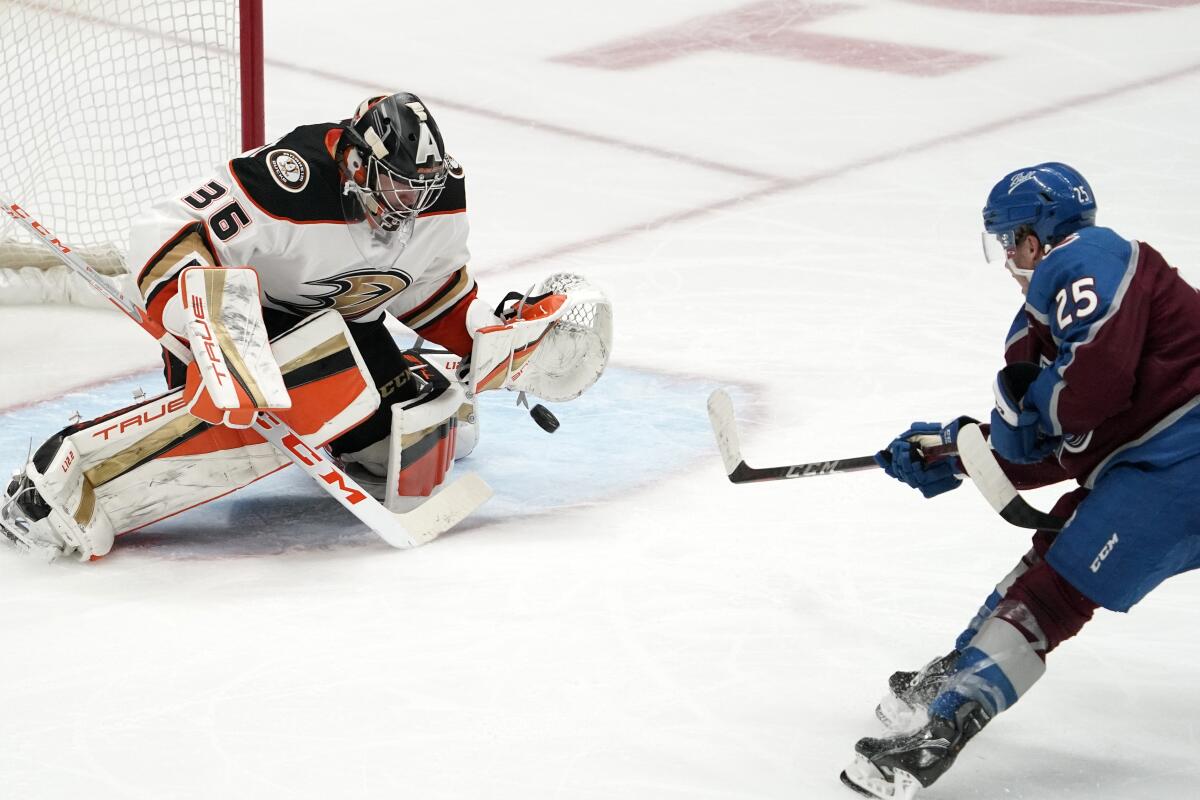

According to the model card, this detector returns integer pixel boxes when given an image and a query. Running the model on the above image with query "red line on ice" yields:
[551,1,991,77]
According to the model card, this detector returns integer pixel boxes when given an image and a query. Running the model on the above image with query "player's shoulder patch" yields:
[264,148,310,193]
[420,155,466,218]
[230,123,345,223]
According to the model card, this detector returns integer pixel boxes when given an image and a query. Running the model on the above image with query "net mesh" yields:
[0,0,242,283]
[544,272,599,328]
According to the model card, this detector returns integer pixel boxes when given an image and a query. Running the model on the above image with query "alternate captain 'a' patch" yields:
[266,268,413,320]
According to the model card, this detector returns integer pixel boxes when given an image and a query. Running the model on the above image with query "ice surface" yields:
[0,366,733,557]
[3,1,1200,798]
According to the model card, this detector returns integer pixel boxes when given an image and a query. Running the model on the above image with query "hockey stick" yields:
[706,389,956,483]
[708,390,1065,531]
[954,422,1065,531]
[1,196,491,548]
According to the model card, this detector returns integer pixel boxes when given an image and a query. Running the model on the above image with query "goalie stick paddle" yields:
[1,194,492,549]
[706,389,955,483]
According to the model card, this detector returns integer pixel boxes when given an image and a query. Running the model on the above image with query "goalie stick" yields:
[707,389,1065,531]
[1,195,492,549]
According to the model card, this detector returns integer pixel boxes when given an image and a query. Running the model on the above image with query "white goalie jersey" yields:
[126,122,485,355]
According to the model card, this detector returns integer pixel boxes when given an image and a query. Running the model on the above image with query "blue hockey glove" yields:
[874,418,973,499]
[989,362,1060,464]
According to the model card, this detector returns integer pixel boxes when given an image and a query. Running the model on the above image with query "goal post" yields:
[0,0,265,299]
[240,0,266,153]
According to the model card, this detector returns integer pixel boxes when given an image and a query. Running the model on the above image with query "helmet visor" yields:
[981,230,1035,283]
[981,224,1035,265]
[981,230,1014,264]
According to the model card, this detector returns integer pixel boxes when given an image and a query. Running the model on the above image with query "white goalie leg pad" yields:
[384,351,475,512]
[469,272,613,402]
[404,347,478,462]
[337,347,478,501]
[0,311,380,561]
[2,446,117,562]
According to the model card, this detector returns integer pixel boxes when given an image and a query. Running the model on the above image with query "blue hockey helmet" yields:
[981,162,1097,261]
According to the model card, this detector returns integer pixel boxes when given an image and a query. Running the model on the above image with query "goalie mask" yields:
[339,92,449,265]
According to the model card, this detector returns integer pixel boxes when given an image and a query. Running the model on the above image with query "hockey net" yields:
[0,0,263,307]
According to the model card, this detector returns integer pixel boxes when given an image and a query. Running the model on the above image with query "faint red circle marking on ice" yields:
[905,0,1200,14]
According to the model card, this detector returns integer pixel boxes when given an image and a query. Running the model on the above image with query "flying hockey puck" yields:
[530,404,560,433]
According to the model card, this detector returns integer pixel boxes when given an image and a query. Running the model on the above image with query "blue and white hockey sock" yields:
[952,548,1041,652]
[932,598,1048,719]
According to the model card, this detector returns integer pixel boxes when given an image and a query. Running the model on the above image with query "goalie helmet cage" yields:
[0,0,264,304]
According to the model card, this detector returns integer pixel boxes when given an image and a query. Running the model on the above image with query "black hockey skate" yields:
[841,700,990,800]
[874,650,959,732]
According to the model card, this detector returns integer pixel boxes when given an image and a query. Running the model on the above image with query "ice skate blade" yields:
[840,755,921,800]
[841,769,879,798]
[875,693,930,733]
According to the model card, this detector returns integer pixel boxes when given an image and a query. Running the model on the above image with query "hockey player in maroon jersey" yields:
[840,163,1200,799]
[0,93,612,560]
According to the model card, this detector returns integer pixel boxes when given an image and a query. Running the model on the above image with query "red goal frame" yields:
[240,0,265,151]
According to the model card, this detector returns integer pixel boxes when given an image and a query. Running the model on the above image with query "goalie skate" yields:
[1,471,73,561]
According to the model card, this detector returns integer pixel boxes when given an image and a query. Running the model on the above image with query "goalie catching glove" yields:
[466,272,612,402]
[178,267,292,428]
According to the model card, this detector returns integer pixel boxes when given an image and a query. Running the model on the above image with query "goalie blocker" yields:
[178,266,291,429]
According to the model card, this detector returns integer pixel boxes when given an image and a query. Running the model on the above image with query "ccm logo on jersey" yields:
[266,149,309,193]
[91,396,190,440]
[1090,533,1119,573]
